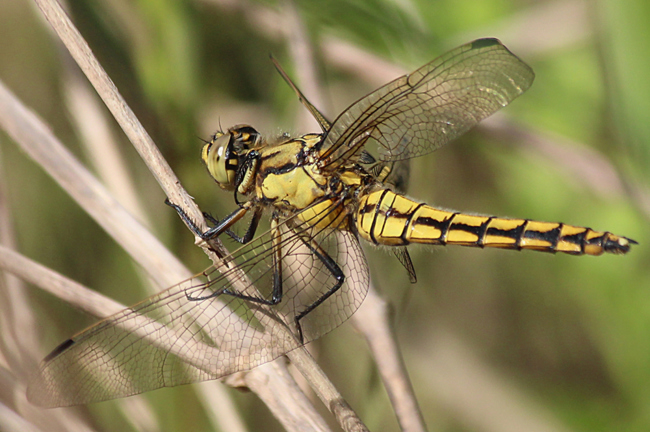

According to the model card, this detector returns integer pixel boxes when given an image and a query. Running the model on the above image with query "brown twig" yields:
[281,2,424,430]
[0,0,341,430]
[31,0,200,228]
[353,289,427,432]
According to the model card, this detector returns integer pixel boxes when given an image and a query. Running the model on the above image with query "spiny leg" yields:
[204,207,263,244]
[165,198,251,241]
[292,232,345,344]
[189,215,286,305]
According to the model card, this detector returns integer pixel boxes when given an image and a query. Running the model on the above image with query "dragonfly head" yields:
[202,125,260,190]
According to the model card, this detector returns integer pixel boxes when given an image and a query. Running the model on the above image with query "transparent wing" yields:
[27,200,369,407]
[319,38,534,170]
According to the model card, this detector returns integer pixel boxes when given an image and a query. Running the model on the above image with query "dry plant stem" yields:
[63,65,148,224]
[0,246,328,432]
[0,79,185,289]
[7,2,352,428]
[0,82,330,432]
[280,6,369,431]
[31,0,212,254]
[242,363,332,432]
[353,287,427,432]
[288,350,368,432]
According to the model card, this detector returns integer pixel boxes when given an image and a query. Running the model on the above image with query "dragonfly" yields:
[28,38,636,407]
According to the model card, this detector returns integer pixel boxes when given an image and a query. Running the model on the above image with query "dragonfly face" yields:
[202,125,261,191]
[28,38,636,408]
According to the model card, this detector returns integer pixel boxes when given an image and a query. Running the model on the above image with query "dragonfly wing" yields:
[271,55,332,132]
[277,224,369,343]
[319,38,534,170]
[27,199,368,408]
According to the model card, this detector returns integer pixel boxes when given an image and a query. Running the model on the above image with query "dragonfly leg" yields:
[222,215,284,302]
[165,198,250,241]
[213,216,285,305]
[203,207,262,244]
[293,234,345,344]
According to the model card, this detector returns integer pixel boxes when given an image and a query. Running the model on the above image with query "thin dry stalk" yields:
[0,46,322,432]
[63,65,149,224]
[353,290,427,432]
[280,3,425,430]
[0,244,324,432]
[31,0,202,230]
[2,0,359,430]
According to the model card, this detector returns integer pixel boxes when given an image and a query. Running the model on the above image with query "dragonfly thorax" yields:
[202,125,261,191]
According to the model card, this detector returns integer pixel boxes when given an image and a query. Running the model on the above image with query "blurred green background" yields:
[0,0,648,431]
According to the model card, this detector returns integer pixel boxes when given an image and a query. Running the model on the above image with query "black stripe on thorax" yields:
[260,148,282,161]
[261,162,298,176]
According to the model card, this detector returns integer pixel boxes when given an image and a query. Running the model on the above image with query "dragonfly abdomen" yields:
[356,189,634,255]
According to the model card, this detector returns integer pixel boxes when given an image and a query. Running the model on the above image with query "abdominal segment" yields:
[356,189,634,255]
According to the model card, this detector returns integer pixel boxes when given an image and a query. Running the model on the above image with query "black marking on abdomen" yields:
[523,225,557,240]
[449,222,483,239]
[376,191,399,242]
[369,189,391,244]
[385,206,409,218]
[476,217,492,246]
[562,228,588,254]
[487,220,527,248]
[523,223,562,249]
[401,203,425,244]
[416,212,456,244]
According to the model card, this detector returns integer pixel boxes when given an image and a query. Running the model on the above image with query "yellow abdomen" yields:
[356,189,635,255]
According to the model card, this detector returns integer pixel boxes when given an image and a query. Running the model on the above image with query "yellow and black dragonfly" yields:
[28,38,636,407]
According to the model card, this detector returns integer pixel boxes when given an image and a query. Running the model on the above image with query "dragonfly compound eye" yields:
[202,132,238,190]
[231,125,261,151]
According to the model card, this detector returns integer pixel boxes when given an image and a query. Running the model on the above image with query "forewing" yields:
[319,38,534,170]
[27,199,368,407]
